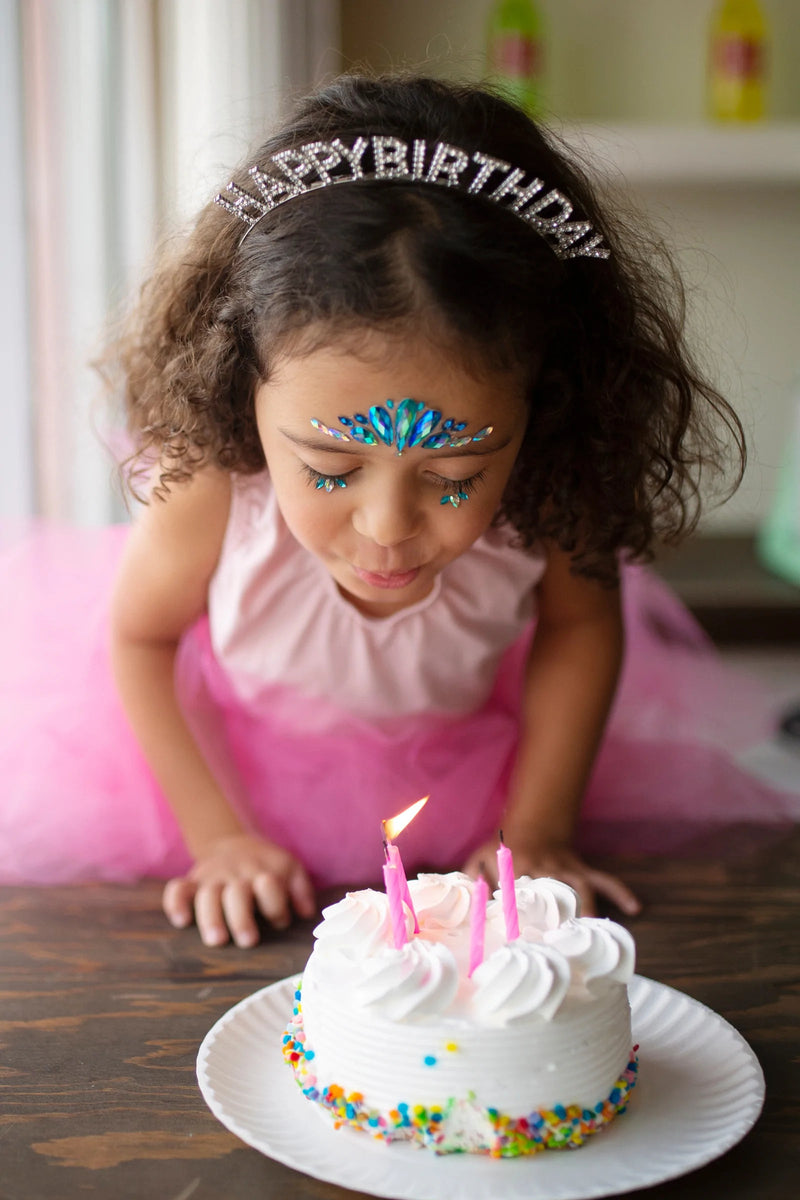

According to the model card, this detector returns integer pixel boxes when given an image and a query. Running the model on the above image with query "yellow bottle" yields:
[708,0,769,121]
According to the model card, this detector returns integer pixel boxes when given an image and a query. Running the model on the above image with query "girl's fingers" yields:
[162,876,195,929]
[164,865,313,946]
[568,874,597,917]
[221,879,260,948]
[287,864,317,920]
[253,871,292,930]
[193,882,229,947]
[587,869,642,916]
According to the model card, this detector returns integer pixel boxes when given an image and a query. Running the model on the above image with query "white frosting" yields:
[312,889,412,957]
[486,875,580,940]
[470,941,571,1024]
[409,871,473,930]
[544,917,636,989]
[355,940,459,1020]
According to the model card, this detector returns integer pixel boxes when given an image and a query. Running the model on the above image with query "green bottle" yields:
[486,0,545,115]
[757,380,800,587]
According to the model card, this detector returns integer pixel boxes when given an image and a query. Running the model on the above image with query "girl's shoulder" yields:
[113,467,233,639]
[134,465,232,557]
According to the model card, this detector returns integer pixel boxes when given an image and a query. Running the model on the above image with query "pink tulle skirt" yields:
[0,521,796,887]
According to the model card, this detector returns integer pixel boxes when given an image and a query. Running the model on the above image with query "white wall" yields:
[0,0,34,518]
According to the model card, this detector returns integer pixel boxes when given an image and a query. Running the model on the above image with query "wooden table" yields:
[2,826,799,1200]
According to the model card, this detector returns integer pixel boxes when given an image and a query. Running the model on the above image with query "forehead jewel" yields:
[214,135,609,261]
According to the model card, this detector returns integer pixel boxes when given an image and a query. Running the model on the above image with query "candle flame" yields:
[383,796,429,841]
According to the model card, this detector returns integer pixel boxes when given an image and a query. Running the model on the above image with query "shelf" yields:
[654,535,800,644]
[560,121,800,186]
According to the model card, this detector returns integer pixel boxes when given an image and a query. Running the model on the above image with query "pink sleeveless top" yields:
[207,471,547,724]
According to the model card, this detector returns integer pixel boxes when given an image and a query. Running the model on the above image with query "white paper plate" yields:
[197,974,764,1200]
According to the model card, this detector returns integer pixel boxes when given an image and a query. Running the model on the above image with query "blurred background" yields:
[2,0,799,643]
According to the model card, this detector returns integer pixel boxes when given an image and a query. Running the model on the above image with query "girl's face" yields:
[255,330,528,617]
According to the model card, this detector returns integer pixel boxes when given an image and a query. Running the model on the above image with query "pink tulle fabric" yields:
[0,521,795,887]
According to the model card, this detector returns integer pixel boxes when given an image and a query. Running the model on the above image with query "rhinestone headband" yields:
[215,135,609,261]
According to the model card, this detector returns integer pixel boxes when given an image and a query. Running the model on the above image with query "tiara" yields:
[215,135,609,261]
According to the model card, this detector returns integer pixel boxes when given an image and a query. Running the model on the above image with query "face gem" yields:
[310,418,350,442]
[440,488,469,508]
[368,405,394,447]
[310,403,493,456]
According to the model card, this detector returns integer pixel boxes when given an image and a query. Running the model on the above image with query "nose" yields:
[351,477,422,547]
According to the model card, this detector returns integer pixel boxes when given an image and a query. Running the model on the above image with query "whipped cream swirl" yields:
[544,917,635,987]
[354,939,459,1020]
[313,890,411,957]
[492,875,580,936]
[409,871,473,930]
[471,941,570,1023]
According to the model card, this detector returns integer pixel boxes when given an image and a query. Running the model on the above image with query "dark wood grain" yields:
[2,826,799,1200]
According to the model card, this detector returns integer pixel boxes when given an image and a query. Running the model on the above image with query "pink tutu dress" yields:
[0,471,796,887]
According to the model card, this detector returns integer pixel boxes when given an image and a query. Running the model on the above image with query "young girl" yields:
[1,74,794,946]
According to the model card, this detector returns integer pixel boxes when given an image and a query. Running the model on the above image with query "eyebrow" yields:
[279,429,513,457]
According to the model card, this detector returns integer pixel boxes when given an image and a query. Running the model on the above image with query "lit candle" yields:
[382,858,408,950]
[497,830,520,941]
[468,871,489,977]
[381,796,428,934]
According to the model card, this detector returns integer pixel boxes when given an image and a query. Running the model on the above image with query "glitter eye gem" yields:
[338,413,377,445]
[440,488,469,508]
[310,418,351,441]
[311,404,493,455]
[315,476,347,493]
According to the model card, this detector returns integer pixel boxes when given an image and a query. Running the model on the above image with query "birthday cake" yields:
[283,872,638,1156]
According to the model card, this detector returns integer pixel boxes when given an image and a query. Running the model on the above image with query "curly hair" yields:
[111,72,745,584]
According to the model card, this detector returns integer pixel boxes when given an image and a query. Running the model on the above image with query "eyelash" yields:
[432,469,486,496]
[300,464,487,495]
[301,464,352,490]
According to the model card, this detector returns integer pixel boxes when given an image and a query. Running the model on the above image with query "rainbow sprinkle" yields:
[282,981,638,1157]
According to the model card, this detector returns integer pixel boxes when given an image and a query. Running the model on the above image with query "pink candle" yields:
[387,841,419,933]
[497,832,520,941]
[468,873,489,977]
[383,860,408,949]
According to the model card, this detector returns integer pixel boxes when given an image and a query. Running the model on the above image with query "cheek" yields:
[433,492,499,552]
[270,468,347,551]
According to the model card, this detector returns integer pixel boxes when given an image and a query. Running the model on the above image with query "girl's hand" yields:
[162,833,317,948]
[462,839,641,919]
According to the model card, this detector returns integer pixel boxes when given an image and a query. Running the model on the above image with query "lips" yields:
[352,565,422,590]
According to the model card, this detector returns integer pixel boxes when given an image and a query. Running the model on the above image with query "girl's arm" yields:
[465,542,640,916]
[110,469,315,945]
